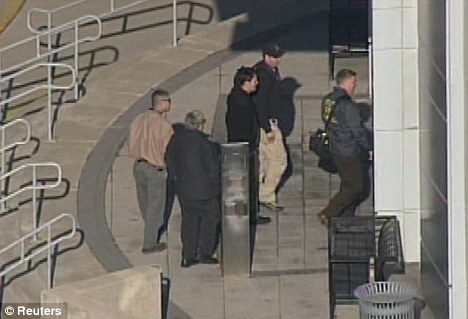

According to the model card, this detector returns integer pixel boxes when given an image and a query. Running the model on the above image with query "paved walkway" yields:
[0,1,435,318]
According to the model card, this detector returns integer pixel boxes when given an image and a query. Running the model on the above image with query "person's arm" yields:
[226,94,252,143]
[254,69,273,134]
[345,100,370,151]
[204,139,221,194]
[164,136,175,176]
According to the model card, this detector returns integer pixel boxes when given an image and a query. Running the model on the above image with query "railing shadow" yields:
[0,45,119,122]
[1,1,213,127]
[98,1,213,39]
[16,178,71,229]
[0,138,41,217]
[0,227,84,298]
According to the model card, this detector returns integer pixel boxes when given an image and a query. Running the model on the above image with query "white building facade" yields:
[372,0,468,318]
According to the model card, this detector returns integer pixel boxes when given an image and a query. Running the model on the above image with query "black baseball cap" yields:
[262,43,285,58]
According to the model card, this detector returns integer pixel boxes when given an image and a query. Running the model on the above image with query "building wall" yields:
[418,0,449,317]
[373,0,420,263]
[446,0,468,318]
[374,0,468,317]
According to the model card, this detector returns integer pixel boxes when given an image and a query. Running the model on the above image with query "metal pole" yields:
[74,22,79,100]
[33,166,38,241]
[172,0,177,46]
[47,225,52,289]
[47,65,53,141]
[1,130,5,213]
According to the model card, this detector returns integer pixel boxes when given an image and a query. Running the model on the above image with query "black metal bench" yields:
[375,216,405,281]
[328,216,405,319]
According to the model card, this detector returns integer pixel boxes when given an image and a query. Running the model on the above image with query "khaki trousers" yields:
[259,127,287,203]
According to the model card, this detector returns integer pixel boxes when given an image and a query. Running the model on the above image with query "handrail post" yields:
[1,128,5,213]
[47,64,53,141]
[47,223,52,289]
[32,166,38,241]
[172,0,178,46]
[0,213,76,289]
[74,22,79,100]
[0,52,3,120]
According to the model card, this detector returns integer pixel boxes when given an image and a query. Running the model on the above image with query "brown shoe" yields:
[142,242,167,254]
[260,202,284,212]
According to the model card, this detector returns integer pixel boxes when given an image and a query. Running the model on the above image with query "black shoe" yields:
[181,258,199,268]
[198,256,218,264]
[256,215,272,225]
[142,242,167,254]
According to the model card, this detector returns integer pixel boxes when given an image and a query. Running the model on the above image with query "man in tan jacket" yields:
[128,88,173,253]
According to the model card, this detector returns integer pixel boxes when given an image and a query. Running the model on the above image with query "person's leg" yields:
[142,167,167,250]
[179,197,200,261]
[133,161,148,222]
[258,129,268,186]
[249,150,259,220]
[319,154,363,219]
[158,172,176,240]
[198,197,221,260]
[259,128,287,204]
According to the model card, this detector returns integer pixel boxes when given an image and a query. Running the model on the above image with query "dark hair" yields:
[335,69,357,85]
[150,88,170,108]
[233,66,256,88]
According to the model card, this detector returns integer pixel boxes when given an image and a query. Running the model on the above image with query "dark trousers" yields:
[158,172,176,241]
[179,196,220,260]
[320,153,370,218]
[249,149,259,222]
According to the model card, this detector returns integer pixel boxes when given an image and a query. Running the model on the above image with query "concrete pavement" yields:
[0,0,435,318]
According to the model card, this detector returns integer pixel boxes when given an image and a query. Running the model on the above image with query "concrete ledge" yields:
[0,0,25,36]
[41,265,162,319]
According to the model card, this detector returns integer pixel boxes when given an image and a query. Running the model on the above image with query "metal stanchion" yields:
[221,143,250,277]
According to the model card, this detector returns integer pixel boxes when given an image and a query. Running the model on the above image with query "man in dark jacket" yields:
[226,66,271,225]
[253,43,288,212]
[317,69,371,225]
[165,111,221,267]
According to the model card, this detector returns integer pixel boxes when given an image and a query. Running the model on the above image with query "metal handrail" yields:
[27,0,178,46]
[0,119,32,212]
[0,63,76,141]
[0,162,62,239]
[0,213,76,289]
[28,0,155,27]
[1,15,102,100]
[0,119,31,154]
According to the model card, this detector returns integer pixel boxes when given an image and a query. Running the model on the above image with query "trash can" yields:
[354,281,415,319]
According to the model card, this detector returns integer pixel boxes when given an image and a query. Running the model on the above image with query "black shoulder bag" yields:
[309,102,338,174]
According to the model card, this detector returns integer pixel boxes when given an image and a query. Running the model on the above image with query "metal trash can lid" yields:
[354,281,415,303]
[360,292,412,303]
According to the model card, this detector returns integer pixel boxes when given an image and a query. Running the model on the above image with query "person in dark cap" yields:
[165,110,221,268]
[253,42,288,212]
[262,42,285,59]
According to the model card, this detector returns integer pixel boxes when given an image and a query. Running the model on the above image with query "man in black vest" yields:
[317,69,371,225]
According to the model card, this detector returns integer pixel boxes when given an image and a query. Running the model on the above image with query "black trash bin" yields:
[328,216,376,319]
